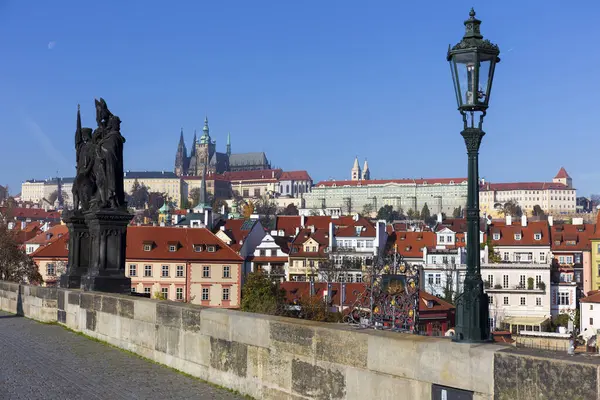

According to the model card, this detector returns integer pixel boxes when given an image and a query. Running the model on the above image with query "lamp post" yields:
[447,9,500,342]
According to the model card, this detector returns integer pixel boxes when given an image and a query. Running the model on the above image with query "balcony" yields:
[485,283,546,294]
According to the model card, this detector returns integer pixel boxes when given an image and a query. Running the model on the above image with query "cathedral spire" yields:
[190,129,197,157]
[174,128,188,176]
[362,158,370,180]
[226,132,231,157]
[200,116,211,144]
[351,156,361,181]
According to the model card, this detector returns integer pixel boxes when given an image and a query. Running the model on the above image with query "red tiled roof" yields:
[315,178,467,187]
[289,228,330,258]
[554,167,570,179]
[32,234,69,258]
[0,207,61,221]
[276,216,301,236]
[215,219,257,252]
[551,224,594,252]
[480,182,568,191]
[393,231,436,259]
[490,220,550,246]
[25,225,68,245]
[335,216,376,238]
[581,291,600,303]
[279,171,312,181]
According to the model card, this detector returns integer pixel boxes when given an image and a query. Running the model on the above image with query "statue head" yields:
[81,128,93,142]
[107,116,121,132]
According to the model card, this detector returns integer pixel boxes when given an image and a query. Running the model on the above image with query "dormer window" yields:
[555,240,561,245]
[514,234,522,240]
[207,245,216,253]
[194,245,203,252]
[492,233,500,241]
[566,240,576,246]
[169,245,177,252]
[144,244,152,252]
[534,233,541,241]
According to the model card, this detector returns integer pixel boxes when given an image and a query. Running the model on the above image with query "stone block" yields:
[201,309,231,341]
[96,311,118,338]
[57,310,66,324]
[43,299,57,309]
[118,298,134,319]
[155,325,181,356]
[344,366,428,400]
[291,359,346,400]
[80,293,95,310]
[57,290,65,310]
[270,321,314,357]
[134,299,156,323]
[101,295,118,315]
[156,302,183,327]
[261,387,306,400]
[67,292,80,306]
[181,330,210,366]
[86,310,97,331]
[130,320,156,350]
[315,327,367,368]
[247,345,292,390]
[231,313,271,348]
[182,307,202,332]
[40,287,58,300]
[209,337,248,377]
[494,350,599,400]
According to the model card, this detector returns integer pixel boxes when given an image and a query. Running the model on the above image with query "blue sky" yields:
[0,1,598,196]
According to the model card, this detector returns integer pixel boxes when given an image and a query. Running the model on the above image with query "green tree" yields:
[189,188,201,208]
[0,221,42,284]
[532,204,546,219]
[452,206,463,218]
[128,179,149,209]
[361,203,374,217]
[406,209,416,220]
[421,203,436,225]
[500,200,523,218]
[376,205,404,222]
[241,271,287,315]
[279,203,299,216]
[254,198,278,228]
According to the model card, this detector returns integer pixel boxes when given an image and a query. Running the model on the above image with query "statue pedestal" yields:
[80,209,132,293]
[60,212,90,289]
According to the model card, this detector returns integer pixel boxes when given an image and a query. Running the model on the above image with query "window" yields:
[559,256,565,264]
[591,305,594,311]
[566,256,573,264]
[520,297,526,306]
[488,275,493,287]
[489,296,493,304]
[428,274,434,285]
[534,233,541,240]
[519,275,525,288]
[503,275,509,289]
[144,244,152,252]
[493,233,500,240]
[253,188,260,197]
[47,263,55,276]
[243,189,249,197]
[222,288,230,301]
[439,236,445,243]
[129,264,137,277]
[176,287,183,300]
[270,249,278,256]
[176,265,184,277]
[431,256,437,264]
[503,252,509,262]
[162,265,169,277]
[535,275,542,289]
[131,287,136,293]
[223,266,231,278]
[259,249,266,256]
[540,252,546,263]
[597,264,600,277]
[514,234,522,240]
[194,245,203,252]
[202,266,210,278]
[208,246,216,253]
[536,297,541,306]
[435,274,441,285]
[144,265,152,277]
[144,287,151,294]
[169,245,176,252]
[590,318,594,326]
[161,287,168,298]
[356,274,363,283]
[202,287,210,301]
[558,292,570,306]
[503,296,509,305]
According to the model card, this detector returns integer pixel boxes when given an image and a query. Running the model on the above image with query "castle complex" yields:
[174,117,271,176]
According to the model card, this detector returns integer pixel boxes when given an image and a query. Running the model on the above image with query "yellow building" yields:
[124,171,183,207]
[182,174,232,202]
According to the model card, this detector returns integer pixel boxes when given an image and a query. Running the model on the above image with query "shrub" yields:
[527,277,534,290]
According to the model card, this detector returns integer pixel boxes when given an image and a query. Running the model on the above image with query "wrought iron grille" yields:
[344,250,420,333]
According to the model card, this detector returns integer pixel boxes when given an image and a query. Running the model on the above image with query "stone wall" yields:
[1,281,599,400]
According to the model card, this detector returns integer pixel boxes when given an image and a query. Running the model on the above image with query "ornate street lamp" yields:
[447,9,500,342]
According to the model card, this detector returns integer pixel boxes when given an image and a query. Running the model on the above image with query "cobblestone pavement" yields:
[0,311,244,400]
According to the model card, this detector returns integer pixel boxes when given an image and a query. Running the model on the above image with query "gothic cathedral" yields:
[174,117,271,176]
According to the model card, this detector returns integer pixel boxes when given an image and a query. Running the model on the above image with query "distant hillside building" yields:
[174,117,271,176]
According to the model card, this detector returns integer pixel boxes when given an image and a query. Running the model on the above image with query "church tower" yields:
[351,156,361,181]
[362,159,370,180]
[195,117,215,175]
[174,128,188,176]
[553,167,572,188]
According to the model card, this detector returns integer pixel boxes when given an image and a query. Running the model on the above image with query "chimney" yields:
[548,215,553,226]
[521,214,527,227]
[310,225,315,233]
[506,215,512,226]
[220,225,226,231]
[328,222,334,248]
[272,170,275,178]
[572,217,583,226]
[20,221,26,230]
[437,213,442,223]
[300,215,306,228]
[295,227,300,235]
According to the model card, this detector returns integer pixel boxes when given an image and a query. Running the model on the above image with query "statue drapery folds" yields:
[72,98,127,212]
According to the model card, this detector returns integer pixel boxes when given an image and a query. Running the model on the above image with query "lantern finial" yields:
[463,8,482,40]
[469,8,475,18]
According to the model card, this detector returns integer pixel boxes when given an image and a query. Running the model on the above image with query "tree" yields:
[406,209,416,220]
[376,205,404,223]
[47,190,68,205]
[421,203,436,226]
[361,203,374,217]
[0,222,42,284]
[241,271,286,315]
[242,202,255,219]
[189,188,201,208]
[212,198,228,213]
[532,204,546,219]
[500,200,522,218]
[452,206,463,218]
[279,203,299,216]
[128,179,149,209]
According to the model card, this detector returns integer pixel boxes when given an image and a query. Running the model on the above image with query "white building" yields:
[480,167,576,217]
[421,248,467,298]
[251,231,290,281]
[483,263,551,333]
[580,291,600,335]
[489,215,552,264]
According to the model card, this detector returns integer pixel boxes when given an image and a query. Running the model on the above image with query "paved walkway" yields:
[0,311,244,400]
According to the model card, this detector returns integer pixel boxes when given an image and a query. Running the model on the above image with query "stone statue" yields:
[72,105,96,212]
[95,113,126,209]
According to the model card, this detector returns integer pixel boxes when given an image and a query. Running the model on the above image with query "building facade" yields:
[480,168,577,217]
[174,118,271,176]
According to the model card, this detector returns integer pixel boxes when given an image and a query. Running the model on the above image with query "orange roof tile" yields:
[280,170,312,181]
[490,220,550,247]
[25,225,68,245]
[393,231,436,259]
[32,234,69,258]
[551,223,594,251]
[554,167,570,179]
